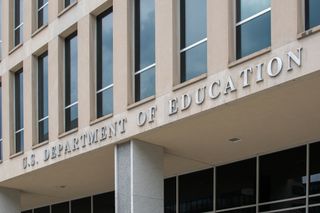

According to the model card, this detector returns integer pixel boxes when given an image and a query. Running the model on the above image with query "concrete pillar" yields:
[115,140,164,213]
[0,187,20,213]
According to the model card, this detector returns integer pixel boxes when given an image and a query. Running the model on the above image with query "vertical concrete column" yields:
[271,0,299,49]
[77,15,95,128]
[48,37,63,141]
[208,0,230,73]
[115,140,164,213]
[0,187,20,213]
[113,0,132,112]
[155,0,176,94]
[2,0,9,58]
[2,71,13,159]
[23,0,32,41]
[23,56,36,150]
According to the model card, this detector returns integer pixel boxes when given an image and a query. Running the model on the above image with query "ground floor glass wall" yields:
[22,141,320,213]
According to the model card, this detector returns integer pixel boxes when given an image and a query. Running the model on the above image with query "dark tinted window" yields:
[310,206,320,213]
[96,8,113,118]
[134,0,155,102]
[52,202,69,213]
[164,177,176,213]
[65,0,76,8]
[14,0,23,46]
[22,210,32,213]
[38,52,49,143]
[220,207,256,213]
[38,0,48,28]
[65,32,78,131]
[310,142,320,194]
[216,158,256,210]
[178,168,213,213]
[305,0,320,30]
[259,146,306,202]
[71,197,91,213]
[15,70,24,153]
[93,192,115,213]
[236,0,270,59]
[180,0,207,82]
[34,206,50,213]
[259,198,305,212]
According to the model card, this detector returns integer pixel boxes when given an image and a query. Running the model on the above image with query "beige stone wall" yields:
[0,0,319,182]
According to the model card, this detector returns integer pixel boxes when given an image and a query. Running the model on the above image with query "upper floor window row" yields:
[14,0,23,47]
[37,0,48,29]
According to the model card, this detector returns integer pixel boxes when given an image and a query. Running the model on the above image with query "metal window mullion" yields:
[96,84,113,94]
[135,63,156,75]
[180,37,207,53]
[307,144,310,213]
[256,156,259,213]
[236,7,271,26]
[14,22,24,31]
[216,204,257,213]
[15,128,24,134]
[65,101,78,109]
[260,205,306,213]
[38,116,49,123]
[214,166,216,213]
[176,176,179,213]
[310,193,320,198]
[259,196,306,206]
[38,1,48,11]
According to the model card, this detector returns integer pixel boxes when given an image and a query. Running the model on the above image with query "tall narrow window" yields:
[65,32,78,132]
[96,9,113,118]
[0,83,2,160]
[305,0,320,30]
[236,0,271,59]
[65,0,76,8]
[38,52,48,143]
[14,0,23,46]
[14,70,24,153]
[0,0,3,58]
[37,0,48,29]
[180,0,207,83]
[134,0,155,102]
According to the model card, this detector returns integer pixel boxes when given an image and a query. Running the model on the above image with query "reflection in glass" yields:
[14,0,23,46]
[38,52,48,143]
[310,142,320,194]
[93,192,115,213]
[135,66,155,101]
[259,146,306,203]
[52,202,69,213]
[236,0,270,21]
[15,70,24,153]
[216,158,256,210]
[180,41,207,82]
[179,168,213,213]
[180,0,207,83]
[71,197,91,213]
[222,207,256,213]
[164,177,176,213]
[65,32,78,131]
[134,0,155,102]
[97,9,113,118]
[236,0,270,59]
[305,0,320,30]
[259,198,305,212]
[38,0,48,28]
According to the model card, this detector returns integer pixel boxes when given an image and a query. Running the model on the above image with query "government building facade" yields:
[0,0,319,212]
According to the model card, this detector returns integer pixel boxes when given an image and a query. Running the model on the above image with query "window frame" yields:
[37,51,49,144]
[13,0,23,47]
[96,8,114,119]
[37,0,49,29]
[64,31,78,132]
[178,0,208,84]
[0,81,2,161]
[132,0,156,103]
[13,69,24,154]
[234,0,271,60]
